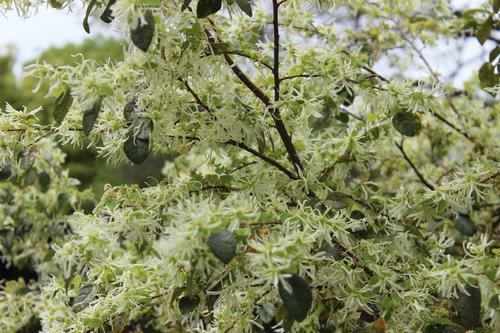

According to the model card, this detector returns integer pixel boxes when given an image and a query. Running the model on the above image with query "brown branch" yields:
[279,74,322,82]
[239,220,282,227]
[167,135,297,180]
[271,0,304,175]
[205,19,304,177]
[222,53,272,106]
[430,109,475,143]
[181,79,213,113]
[395,141,435,190]
[225,139,298,179]
[221,51,274,71]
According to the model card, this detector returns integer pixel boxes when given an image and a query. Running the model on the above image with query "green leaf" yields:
[181,0,192,11]
[478,62,499,88]
[123,136,150,164]
[489,294,500,310]
[454,285,481,328]
[131,11,155,52]
[196,0,222,18]
[324,191,349,209]
[83,0,97,33]
[235,0,252,17]
[392,111,422,137]
[100,0,116,23]
[454,214,476,236]
[14,287,33,295]
[80,198,96,214]
[53,88,73,124]
[143,0,162,6]
[38,171,51,192]
[179,295,200,314]
[208,229,237,264]
[350,210,365,220]
[123,98,141,121]
[73,284,96,312]
[475,15,493,45]
[0,164,12,180]
[83,97,103,135]
[49,0,63,9]
[18,148,37,171]
[489,46,500,63]
[278,275,313,322]
[335,112,349,123]
[338,87,355,106]
[495,0,500,13]
[82,317,103,328]
[131,117,154,140]
[322,246,343,261]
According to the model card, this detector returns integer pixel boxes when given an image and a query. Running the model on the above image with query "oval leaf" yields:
[208,229,237,264]
[454,214,476,236]
[18,148,37,171]
[179,295,200,314]
[196,0,222,18]
[100,0,116,23]
[83,0,97,33]
[0,164,12,180]
[131,11,155,52]
[454,284,481,328]
[73,284,96,312]
[83,98,103,136]
[278,275,313,322]
[181,0,192,11]
[53,88,73,124]
[489,294,500,310]
[123,136,150,164]
[132,117,154,140]
[123,98,141,122]
[392,111,422,137]
[235,0,252,17]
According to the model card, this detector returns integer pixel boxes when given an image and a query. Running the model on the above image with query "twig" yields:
[221,51,273,71]
[395,141,435,190]
[167,135,297,180]
[181,79,213,113]
[271,0,305,175]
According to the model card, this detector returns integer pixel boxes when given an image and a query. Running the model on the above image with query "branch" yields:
[181,80,213,113]
[401,33,462,118]
[430,109,475,143]
[395,141,435,190]
[221,51,274,71]
[271,0,305,174]
[222,53,272,106]
[205,19,304,176]
[168,135,298,180]
[279,74,322,82]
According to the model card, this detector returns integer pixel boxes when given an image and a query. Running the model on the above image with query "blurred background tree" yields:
[0,37,165,197]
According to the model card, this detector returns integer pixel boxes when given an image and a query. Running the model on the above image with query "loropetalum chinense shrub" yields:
[1,0,500,332]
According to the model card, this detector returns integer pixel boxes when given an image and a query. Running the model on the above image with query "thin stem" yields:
[221,51,273,71]
[225,139,298,179]
[401,33,461,118]
[279,74,322,82]
[431,109,474,143]
[271,0,304,174]
[167,135,297,180]
[205,20,304,177]
[181,79,213,113]
[395,141,435,190]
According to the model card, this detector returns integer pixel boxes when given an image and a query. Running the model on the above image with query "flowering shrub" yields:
[1,0,499,332]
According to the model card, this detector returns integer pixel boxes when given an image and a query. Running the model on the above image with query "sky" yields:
[0,4,119,75]
[0,0,493,84]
